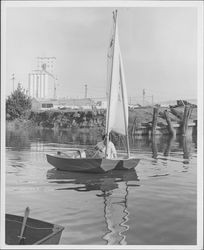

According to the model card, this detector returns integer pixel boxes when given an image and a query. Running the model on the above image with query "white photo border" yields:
[1,1,203,249]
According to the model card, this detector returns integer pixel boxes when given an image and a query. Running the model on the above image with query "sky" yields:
[4,4,198,102]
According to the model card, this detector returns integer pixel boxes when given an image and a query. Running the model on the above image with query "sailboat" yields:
[46,10,140,173]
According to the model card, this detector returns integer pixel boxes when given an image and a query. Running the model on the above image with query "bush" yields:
[6,84,32,120]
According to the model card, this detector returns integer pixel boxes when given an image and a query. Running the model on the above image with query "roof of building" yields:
[32,97,96,106]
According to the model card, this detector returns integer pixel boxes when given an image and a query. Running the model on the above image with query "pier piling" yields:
[181,105,192,136]
[152,107,159,135]
[192,119,197,137]
[131,116,137,136]
[164,110,175,136]
[151,135,158,159]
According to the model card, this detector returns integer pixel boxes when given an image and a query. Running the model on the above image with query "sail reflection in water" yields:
[102,182,130,244]
[47,168,139,245]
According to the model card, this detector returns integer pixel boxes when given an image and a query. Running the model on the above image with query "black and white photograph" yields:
[1,1,203,249]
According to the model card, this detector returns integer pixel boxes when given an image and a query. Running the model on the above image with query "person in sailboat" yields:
[72,134,117,159]
[94,133,117,159]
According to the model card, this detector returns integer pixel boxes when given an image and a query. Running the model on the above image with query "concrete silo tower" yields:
[28,57,57,99]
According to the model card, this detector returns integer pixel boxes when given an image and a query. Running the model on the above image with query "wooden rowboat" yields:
[6,213,64,245]
[46,153,140,173]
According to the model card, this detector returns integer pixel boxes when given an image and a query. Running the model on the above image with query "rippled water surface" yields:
[5,128,197,245]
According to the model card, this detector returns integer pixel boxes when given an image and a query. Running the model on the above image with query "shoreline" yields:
[6,105,197,136]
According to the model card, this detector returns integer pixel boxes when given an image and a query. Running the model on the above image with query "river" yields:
[5,128,197,245]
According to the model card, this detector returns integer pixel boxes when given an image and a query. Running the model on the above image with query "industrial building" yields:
[28,57,108,111]
[28,57,57,99]
[31,98,96,112]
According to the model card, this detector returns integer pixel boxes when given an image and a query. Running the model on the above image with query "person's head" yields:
[102,134,106,141]
[102,133,111,141]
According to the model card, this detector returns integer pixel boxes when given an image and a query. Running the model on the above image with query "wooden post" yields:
[152,107,159,135]
[151,135,158,159]
[131,116,137,136]
[164,110,175,136]
[182,135,189,160]
[181,105,192,136]
[164,135,174,157]
[192,119,197,137]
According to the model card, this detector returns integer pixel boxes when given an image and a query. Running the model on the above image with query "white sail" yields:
[106,11,128,136]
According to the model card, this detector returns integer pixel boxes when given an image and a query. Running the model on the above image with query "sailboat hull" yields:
[46,154,140,173]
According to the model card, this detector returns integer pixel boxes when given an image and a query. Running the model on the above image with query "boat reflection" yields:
[47,168,139,192]
[46,168,139,244]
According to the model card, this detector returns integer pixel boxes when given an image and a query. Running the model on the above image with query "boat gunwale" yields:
[6,214,64,245]
[33,225,64,245]
[46,153,140,162]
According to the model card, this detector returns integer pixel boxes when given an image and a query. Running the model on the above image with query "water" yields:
[5,128,197,245]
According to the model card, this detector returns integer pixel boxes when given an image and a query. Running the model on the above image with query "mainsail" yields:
[106,10,130,157]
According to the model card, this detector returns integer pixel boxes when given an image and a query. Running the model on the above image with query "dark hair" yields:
[102,133,111,141]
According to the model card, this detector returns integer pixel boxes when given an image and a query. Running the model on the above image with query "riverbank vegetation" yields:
[6,106,197,133]
[6,84,32,121]
[6,85,197,134]
[6,108,150,131]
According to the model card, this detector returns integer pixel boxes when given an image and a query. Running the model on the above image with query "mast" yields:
[120,61,130,158]
[105,10,117,158]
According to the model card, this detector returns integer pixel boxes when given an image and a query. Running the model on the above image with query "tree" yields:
[6,84,32,120]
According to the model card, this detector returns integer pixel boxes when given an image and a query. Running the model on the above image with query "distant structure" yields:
[28,57,57,99]
[142,89,145,106]
[37,57,56,74]
[31,97,96,112]
[11,73,15,92]
[84,84,88,98]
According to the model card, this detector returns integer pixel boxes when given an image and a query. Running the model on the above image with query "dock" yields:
[130,105,197,137]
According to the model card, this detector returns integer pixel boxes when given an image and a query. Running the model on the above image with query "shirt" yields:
[95,141,117,159]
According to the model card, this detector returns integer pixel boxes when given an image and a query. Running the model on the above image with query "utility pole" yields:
[36,75,39,98]
[84,84,87,98]
[11,73,15,92]
[152,95,154,106]
[143,89,145,106]
[54,76,57,99]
